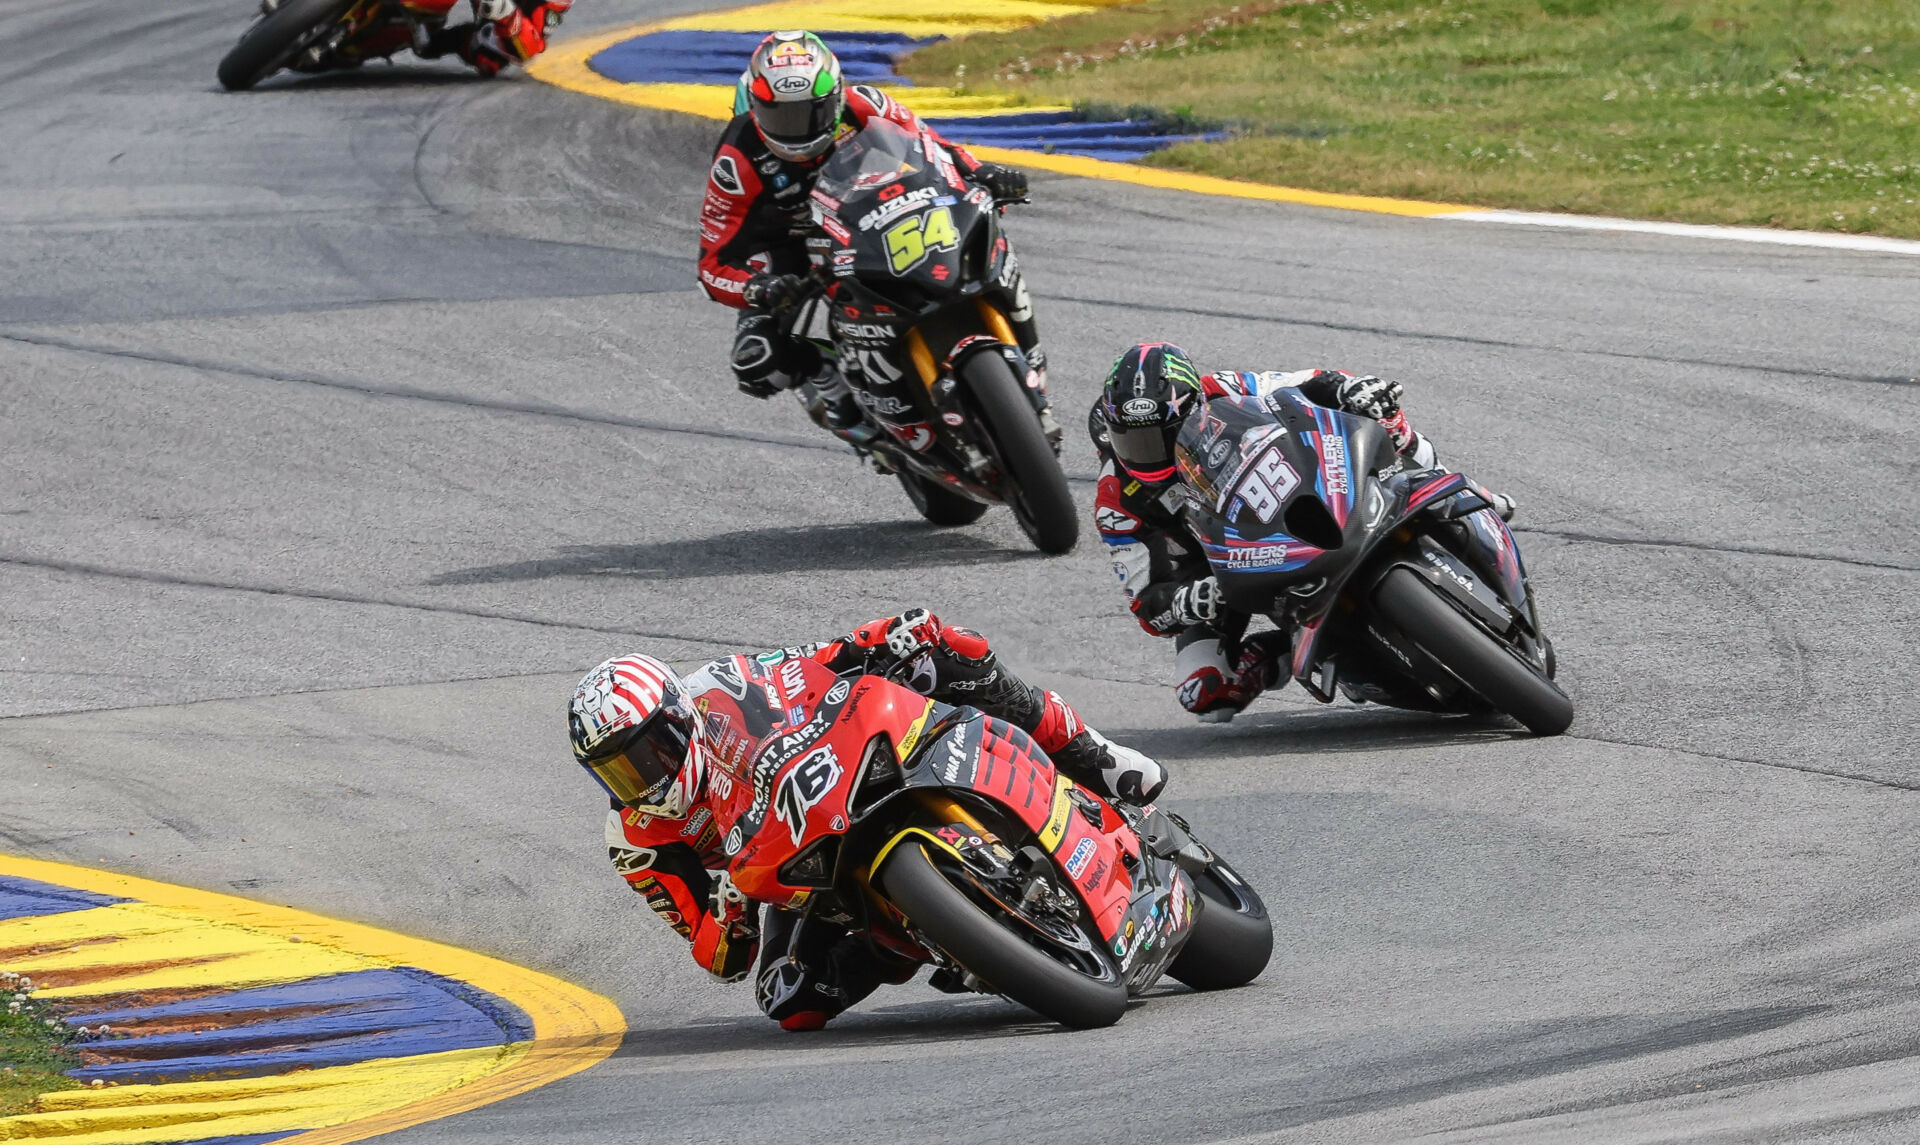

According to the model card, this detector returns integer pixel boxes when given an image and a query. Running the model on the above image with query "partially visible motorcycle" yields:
[707,651,1272,1028]
[217,0,540,91]
[1178,386,1572,735]
[781,116,1078,554]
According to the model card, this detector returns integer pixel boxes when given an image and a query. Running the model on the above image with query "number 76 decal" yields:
[884,207,961,275]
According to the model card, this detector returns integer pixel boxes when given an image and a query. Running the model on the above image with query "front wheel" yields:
[958,352,1077,555]
[879,842,1125,1029]
[1373,567,1574,736]
[896,471,989,527]
[1167,860,1273,991]
[217,0,356,90]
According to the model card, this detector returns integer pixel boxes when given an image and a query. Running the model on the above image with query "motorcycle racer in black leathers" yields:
[1092,342,1515,723]
[697,31,1056,448]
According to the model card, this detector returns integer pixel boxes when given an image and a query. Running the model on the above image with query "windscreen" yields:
[813,118,925,202]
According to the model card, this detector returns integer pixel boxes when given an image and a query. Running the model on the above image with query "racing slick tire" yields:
[896,471,990,527]
[879,842,1125,1029]
[1167,861,1273,991]
[959,352,1077,555]
[1373,567,1574,736]
[218,0,356,91]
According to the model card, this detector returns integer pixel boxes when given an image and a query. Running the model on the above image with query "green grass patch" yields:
[1,994,82,1116]
[902,0,1920,235]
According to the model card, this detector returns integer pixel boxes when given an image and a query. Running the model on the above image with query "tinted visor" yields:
[584,708,694,808]
[1107,419,1179,478]
[751,93,839,147]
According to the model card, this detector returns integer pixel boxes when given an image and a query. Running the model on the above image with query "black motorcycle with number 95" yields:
[1181,388,1572,735]
[789,117,1077,555]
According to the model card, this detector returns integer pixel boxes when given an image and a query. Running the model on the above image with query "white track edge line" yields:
[1438,209,1920,256]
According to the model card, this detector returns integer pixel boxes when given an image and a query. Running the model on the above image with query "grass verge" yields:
[902,0,1920,235]
[1,988,81,1117]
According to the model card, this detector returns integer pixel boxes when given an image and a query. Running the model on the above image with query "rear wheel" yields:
[217,0,356,91]
[958,352,1077,555]
[1373,567,1574,736]
[879,842,1125,1029]
[1167,861,1273,991]
[896,471,989,526]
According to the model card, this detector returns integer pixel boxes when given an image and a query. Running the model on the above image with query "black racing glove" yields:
[1334,374,1404,421]
[1170,576,1222,627]
[742,272,807,314]
[737,376,780,400]
[972,162,1029,202]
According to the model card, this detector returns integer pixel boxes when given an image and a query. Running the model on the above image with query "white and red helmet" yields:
[569,654,707,818]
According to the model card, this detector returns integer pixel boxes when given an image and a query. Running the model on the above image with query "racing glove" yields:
[690,872,759,982]
[742,272,808,314]
[972,162,1030,202]
[1170,576,1222,628]
[737,376,780,400]
[1334,374,1404,421]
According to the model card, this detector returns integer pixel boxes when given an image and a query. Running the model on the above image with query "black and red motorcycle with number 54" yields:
[705,652,1271,1028]
[785,116,1077,554]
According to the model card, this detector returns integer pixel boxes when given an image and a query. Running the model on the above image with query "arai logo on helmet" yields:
[771,74,812,94]
[1120,397,1158,422]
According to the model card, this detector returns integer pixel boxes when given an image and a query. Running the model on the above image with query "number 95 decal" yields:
[884,206,961,275]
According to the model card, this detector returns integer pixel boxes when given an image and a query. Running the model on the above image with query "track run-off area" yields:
[3,0,1919,1142]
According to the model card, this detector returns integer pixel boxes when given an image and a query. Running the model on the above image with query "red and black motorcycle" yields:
[788,117,1078,554]
[706,653,1271,1028]
[217,0,507,91]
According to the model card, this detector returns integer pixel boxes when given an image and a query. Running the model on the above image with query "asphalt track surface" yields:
[4,1,1919,1141]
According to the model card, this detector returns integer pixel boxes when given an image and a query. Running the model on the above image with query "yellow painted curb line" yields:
[525,8,1471,219]
[0,855,625,1145]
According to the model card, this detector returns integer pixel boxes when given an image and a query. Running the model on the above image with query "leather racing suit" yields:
[1094,369,1441,719]
[604,610,1162,1029]
[414,0,565,76]
[697,85,1048,446]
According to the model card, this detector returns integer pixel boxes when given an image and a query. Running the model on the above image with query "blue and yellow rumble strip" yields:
[528,0,1471,217]
[0,856,624,1145]
[532,0,1225,162]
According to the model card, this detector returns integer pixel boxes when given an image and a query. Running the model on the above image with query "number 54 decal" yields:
[884,207,960,275]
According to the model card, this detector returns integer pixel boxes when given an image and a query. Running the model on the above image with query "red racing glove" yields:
[690,872,759,981]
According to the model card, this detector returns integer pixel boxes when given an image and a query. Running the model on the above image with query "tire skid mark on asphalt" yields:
[1046,293,1920,389]
[0,856,624,1145]
[1559,732,1920,794]
[1510,528,1920,575]
[0,555,750,649]
[0,330,836,453]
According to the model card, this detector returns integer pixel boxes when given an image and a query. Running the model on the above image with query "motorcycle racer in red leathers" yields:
[412,0,566,76]
[697,31,1056,449]
[569,609,1165,1031]
[1091,342,1516,724]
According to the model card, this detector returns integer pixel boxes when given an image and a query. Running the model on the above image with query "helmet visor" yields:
[1107,420,1179,479]
[585,708,694,808]
[752,93,840,148]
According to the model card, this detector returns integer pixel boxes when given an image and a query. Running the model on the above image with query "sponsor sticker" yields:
[1064,837,1097,878]
[710,155,744,196]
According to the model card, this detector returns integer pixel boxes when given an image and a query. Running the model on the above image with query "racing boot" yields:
[798,369,879,448]
[1050,727,1168,804]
